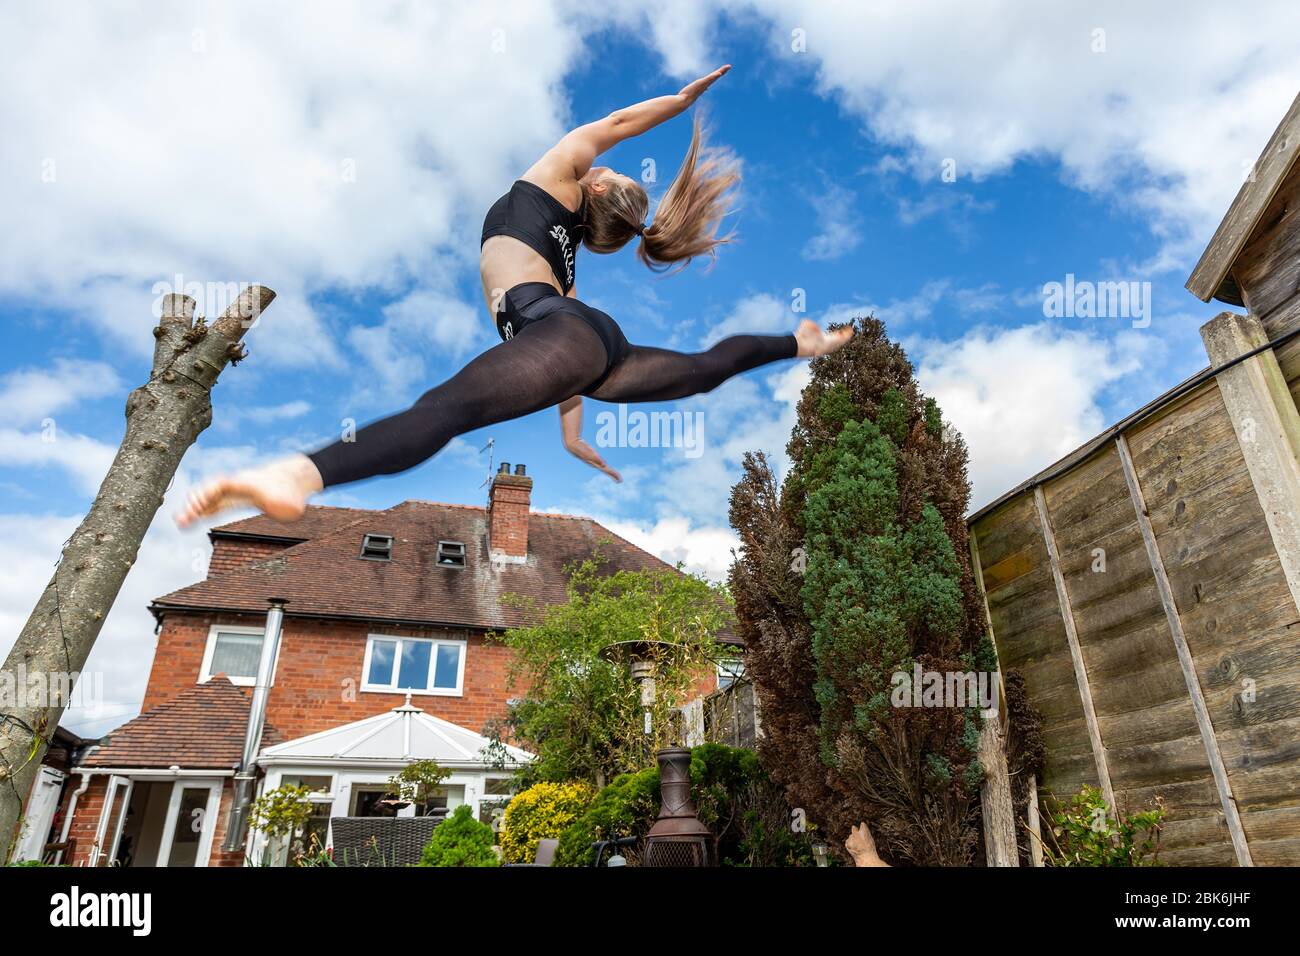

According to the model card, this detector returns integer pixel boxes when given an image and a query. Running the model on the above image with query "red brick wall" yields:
[145,611,522,740]
[488,474,532,557]
[688,664,719,701]
[62,774,106,866]
[205,784,245,867]
[208,538,290,576]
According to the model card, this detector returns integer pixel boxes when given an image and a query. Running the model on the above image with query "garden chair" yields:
[505,838,558,867]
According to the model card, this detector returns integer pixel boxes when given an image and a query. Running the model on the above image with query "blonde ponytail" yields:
[580,114,739,274]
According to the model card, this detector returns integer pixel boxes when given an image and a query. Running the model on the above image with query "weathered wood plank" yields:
[972,494,1042,570]
[1119,777,1229,820]
[1117,434,1254,865]
[1186,90,1300,303]
[1104,733,1226,792]
[1034,484,1116,811]
[1277,332,1300,386]
[1238,806,1300,864]
[1235,166,1300,320]
[1039,445,1132,536]
[963,331,1300,866]
[1162,842,1241,866]
[1038,749,1101,799]
[1026,774,1044,867]
[1240,837,1300,866]
[1201,311,1300,613]
[1095,695,1206,751]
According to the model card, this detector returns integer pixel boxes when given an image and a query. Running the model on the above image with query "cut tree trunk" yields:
[979,713,1019,866]
[0,285,275,862]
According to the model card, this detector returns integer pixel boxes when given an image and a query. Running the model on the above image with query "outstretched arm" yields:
[559,396,622,482]
[555,65,731,177]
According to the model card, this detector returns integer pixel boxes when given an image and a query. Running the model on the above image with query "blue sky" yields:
[4,1,1299,734]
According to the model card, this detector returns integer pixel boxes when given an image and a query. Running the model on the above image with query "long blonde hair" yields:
[580,114,739,273]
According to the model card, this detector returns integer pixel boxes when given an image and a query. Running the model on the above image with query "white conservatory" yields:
[247,695,532,864]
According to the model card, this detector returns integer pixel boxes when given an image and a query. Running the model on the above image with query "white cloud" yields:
[912,322,1147,510]
[0,428,117,495]
[0,434,281,736]
[0,359,123,425]
[0,509,181,739]
[723,1,1300,268]
[0,1,577,366]
[210,400,314,439]
[701,292,793,346]
[859,278,1039,330]
[571,0,719,78]
[599,515,738,582]
[801,181,862,262]
[580,360,812,582]
[862,280,952,327]
[345,287,486,402]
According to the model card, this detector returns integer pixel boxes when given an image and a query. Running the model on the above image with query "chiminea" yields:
[642,747,716,867]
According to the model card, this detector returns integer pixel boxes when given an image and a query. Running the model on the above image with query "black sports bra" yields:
[481,180,585,293]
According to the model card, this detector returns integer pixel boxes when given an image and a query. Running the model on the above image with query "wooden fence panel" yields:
[973,494,1097,800]
[1128,384,1300,865]
[1040,444,1235,864]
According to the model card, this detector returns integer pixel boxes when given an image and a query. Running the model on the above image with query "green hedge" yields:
[499,781,594,863]
[418,805,499,867]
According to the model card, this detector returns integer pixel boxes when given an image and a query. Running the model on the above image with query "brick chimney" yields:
[488,462,532,561]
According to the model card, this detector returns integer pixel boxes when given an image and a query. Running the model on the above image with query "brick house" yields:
[41,464,722,867]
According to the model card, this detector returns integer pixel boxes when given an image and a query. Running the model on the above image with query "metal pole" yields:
[221,597,288,853]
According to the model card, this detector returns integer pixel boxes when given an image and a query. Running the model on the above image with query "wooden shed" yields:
[970,92,1300,866]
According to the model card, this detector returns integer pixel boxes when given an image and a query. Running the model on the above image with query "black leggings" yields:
[307,285,798,488]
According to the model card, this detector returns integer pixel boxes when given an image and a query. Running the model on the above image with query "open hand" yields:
[565,438,623,483]
[845,822,890,867]
[680,64,731,103]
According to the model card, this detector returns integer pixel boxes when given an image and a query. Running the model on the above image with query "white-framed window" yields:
[478,776,517,828]
[717,657,745,690]
[258,774,335,866]
[281,774,335,796]
[361,634,466,696]
[199,624,273,687]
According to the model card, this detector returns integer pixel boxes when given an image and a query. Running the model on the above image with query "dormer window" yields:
[437,540,466,568]
[360,534,393,561]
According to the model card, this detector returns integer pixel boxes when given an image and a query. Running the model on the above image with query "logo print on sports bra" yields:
[502,320,514,340]
[549,224,574,288]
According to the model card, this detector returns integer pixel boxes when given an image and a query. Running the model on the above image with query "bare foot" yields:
[175,454,323,528]
[794,320,854,358]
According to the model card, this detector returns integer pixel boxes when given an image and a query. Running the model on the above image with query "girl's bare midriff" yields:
[479,236,563,318]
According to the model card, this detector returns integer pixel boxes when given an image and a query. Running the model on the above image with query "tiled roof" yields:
[155,500,676,631]
[210,505,375,542]
[80,677,282,770]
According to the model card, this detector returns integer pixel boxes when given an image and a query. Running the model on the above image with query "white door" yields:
[91,774,133,866]
[154,779,222,867]
[13,766,65,862]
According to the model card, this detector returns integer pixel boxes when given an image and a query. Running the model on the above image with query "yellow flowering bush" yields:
[499,781,594,863]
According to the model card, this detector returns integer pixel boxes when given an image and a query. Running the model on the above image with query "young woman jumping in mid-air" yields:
[176,65,852,528]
